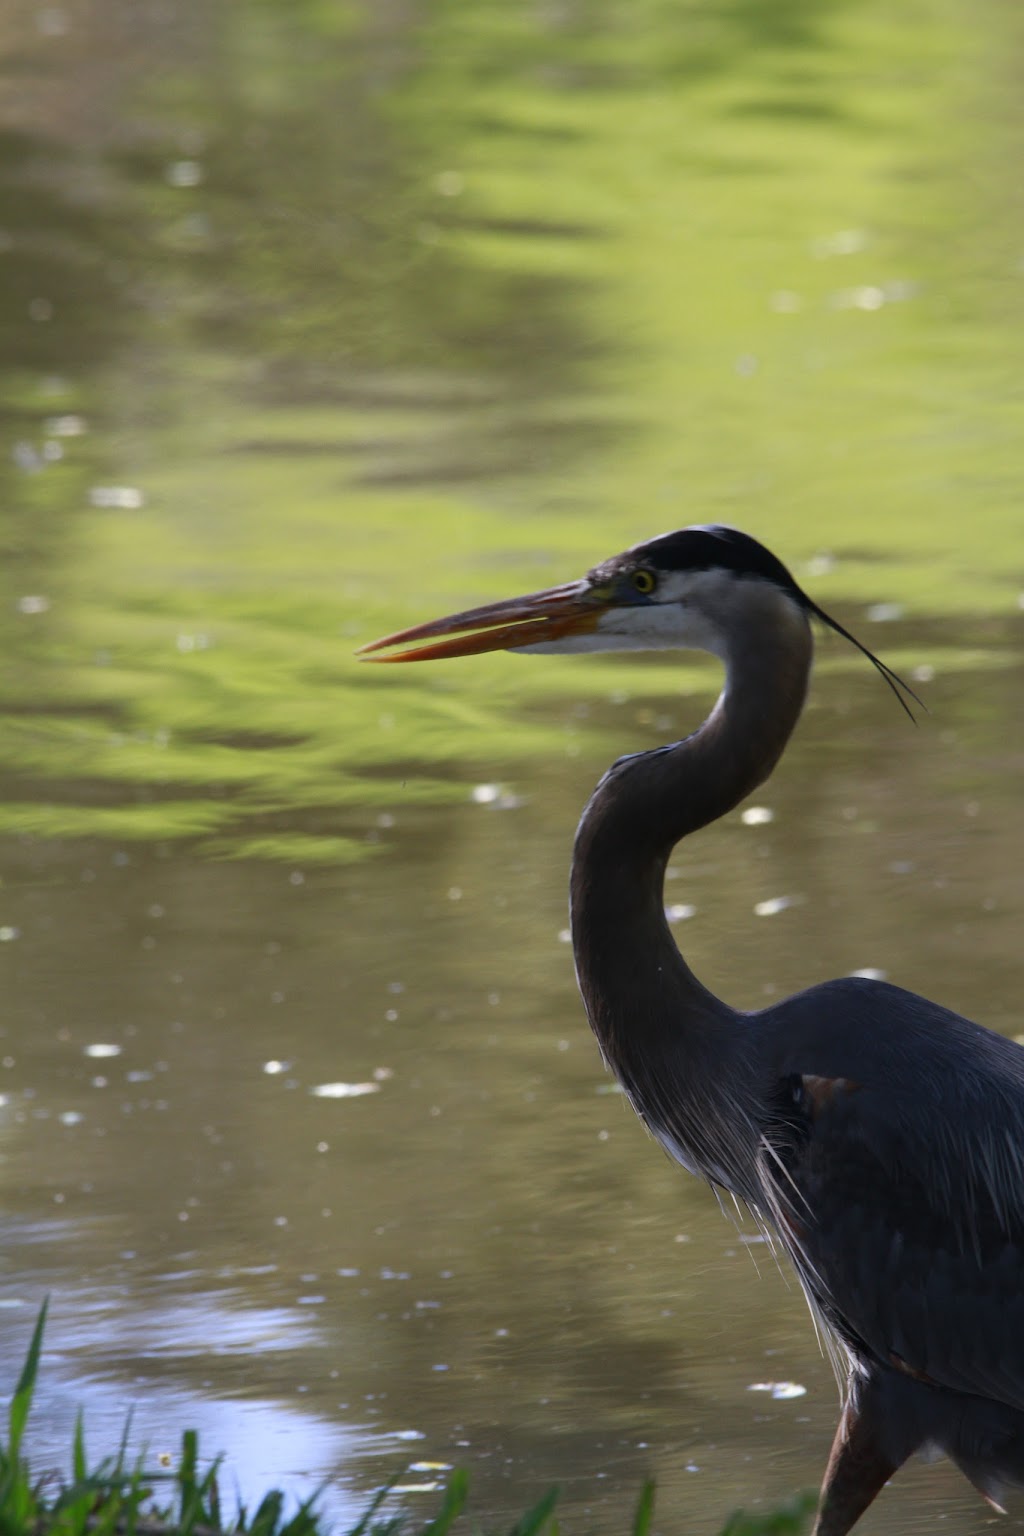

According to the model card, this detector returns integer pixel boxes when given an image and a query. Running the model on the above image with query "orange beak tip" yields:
[356,584,602,664]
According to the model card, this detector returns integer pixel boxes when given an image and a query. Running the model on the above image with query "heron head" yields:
[359,525,919,719]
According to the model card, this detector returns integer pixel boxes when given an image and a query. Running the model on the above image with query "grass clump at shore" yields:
[2,1304,812,1535]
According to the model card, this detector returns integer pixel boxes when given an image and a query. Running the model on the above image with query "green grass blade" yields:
[344,1477,396,1536]
[718,1491,817,1535]
[278,1494,323,1536]
[8,1299,48,1458]
[364,1517,405,1536]
[631,1480,655,1536]
[176,1426,197,1530]
[72,1411,87,1485]
[417,1468,470,1535]
[506,1485,559,1536]
[249,1487,285,1536]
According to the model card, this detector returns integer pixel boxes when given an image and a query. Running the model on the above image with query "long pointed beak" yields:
[358,580,602,662]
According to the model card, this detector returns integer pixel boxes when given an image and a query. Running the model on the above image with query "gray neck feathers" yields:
[568,589,813,1192]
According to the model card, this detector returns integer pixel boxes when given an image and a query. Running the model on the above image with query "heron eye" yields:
[631,569,657,596]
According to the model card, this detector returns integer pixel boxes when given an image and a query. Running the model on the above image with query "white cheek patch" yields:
[597,600,725,655]
[514,610,724,656]
[515,570,804,660]
[515,599,724,657]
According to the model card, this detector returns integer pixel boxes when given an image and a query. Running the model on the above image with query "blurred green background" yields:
[3,0,1023,859]
[1,1,1022,1532]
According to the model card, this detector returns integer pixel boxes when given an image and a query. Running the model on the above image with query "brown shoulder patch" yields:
[888,1351,937,1386]
[800,1074,862,1118]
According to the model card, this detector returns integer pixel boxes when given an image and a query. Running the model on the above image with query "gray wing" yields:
[758,978,1024,1410]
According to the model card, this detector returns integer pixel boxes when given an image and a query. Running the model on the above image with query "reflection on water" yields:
[4,672,1024,1531]
[1,0,1024,1532]
[0,1284,368,1526]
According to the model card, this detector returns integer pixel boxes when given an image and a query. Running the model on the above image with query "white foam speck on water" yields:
[310,1081,380,1099]
[470,783,523,810]
[741,805,774,826]
[165,160,203,188]
[811,228,868,257]
[89,485,144,509]
[45,414,86,436]
[748,1381,807,1400]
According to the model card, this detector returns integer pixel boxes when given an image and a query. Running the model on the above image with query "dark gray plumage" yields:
[362,527,1024,1535]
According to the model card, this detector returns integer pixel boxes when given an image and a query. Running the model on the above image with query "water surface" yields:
[1,2,1023,1532]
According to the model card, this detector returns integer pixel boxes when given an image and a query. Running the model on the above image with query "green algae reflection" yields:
[1,0,1023,862]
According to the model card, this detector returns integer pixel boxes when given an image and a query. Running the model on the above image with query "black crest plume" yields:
[639,526,923,722]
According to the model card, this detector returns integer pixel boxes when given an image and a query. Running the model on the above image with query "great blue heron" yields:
[361,526,1024,1536]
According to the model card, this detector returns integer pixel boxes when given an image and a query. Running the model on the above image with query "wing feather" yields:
[764,1057,1024,1411]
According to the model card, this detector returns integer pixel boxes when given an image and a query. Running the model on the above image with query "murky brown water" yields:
[2,1,1024,1532]
[3,657,1023,1533]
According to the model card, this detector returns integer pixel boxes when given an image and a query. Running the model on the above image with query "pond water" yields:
[1,1,1024,1532]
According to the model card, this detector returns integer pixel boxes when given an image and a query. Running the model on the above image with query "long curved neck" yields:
[569,601,813,1190]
